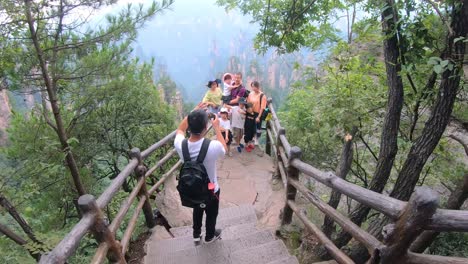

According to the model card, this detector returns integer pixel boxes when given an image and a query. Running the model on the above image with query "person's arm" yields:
[229,96,240,105]
[176,117,188,137]
[211,116,228,152]
[177,103,205,136]
[256,94,267,123]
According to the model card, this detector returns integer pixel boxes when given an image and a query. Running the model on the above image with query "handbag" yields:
[259,93,270,121]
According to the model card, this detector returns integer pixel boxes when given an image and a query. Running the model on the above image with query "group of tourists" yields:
[202,72,269,156]
[173,72,270,246]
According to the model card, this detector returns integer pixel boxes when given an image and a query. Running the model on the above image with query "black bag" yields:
[243,89,250,98]
[177,139,212,208]
[260,93,270,120]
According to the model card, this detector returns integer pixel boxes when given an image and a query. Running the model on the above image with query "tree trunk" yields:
[333,0,404,249]
[0,223,41,260]
[24,0,86,196]
[410,173,468,253]
[322,129,356,238]
[348,2,468,261]
[0,193,41,244]
[389,0,467,202]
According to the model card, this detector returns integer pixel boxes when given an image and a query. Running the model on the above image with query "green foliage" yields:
[217,0,343,53]
[429,232,468,258]
[280,39,387,170]
[0,0,176,262]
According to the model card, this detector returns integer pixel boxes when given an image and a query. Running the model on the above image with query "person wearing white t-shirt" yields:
[174,104,227,244]
[226,97,247,152]
[221,73,233,104]
[219,107,233,157]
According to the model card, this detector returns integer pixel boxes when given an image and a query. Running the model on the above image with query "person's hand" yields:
[211,114,220,128]
[194,102,206,111]
[256,117,260,123]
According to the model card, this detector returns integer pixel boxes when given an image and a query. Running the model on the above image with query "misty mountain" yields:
[131,0,318,103]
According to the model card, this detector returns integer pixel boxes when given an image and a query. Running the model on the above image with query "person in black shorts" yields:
[243,103,256,152]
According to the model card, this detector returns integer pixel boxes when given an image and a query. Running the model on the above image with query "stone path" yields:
[145,146,297,263]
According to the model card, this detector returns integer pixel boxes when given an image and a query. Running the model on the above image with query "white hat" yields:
[220,107,228,113]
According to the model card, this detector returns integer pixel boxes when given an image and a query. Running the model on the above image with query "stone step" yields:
[169,222,258,241]
[230,240,291,264]
[146,230,276,264]
[150,229,274,256]
[170,205,257,237]
[268,256,300,264]
[312,261,338,264]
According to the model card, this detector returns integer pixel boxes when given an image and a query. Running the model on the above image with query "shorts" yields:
[232,127,244,139]
[222,95,231,104]
[221,131,233,145]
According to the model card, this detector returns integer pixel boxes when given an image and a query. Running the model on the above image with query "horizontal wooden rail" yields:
[278,145,289,167]
[145,148,177,177]
[265,100,468,264]
[289,178,383,253]
[41,129,180,263]
[290,158,405,219]
[39,214,95,263]
[96,159,139,209]
[429,209,468,232]
[121,197,147,254]
[278,160,287,187]
[141,131,176,159]
[406,252,468,264]
[148,160,183,195]
[287,200,354,264]
[291,158,468,233]
[108,177,146,233]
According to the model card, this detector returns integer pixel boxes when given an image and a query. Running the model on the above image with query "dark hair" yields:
[245,102,253,109]
[251,81,260,88]
[236,72,242,77]
[224,74,232,81]
[188,110,208,135]
[206,80,218,88]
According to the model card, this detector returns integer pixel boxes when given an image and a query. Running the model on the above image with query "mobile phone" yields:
[207,113,216,120]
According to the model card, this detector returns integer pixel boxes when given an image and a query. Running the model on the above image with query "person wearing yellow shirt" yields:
[203,80,222,114]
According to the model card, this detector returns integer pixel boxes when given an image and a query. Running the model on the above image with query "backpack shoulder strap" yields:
[182,139,191,162]
[196,139,211,163]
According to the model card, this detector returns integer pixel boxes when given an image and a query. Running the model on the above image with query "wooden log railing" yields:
[39,129,184,264]
[265,99,468,264]
[40,98,468,264]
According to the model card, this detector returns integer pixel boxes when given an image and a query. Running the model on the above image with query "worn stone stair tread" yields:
[268,256,300,264]
[170,205,257,237]
[146,231,277,264]
[149,230,275,257]
[230,240,290,264]
[311,261,338,264]
[170,221,257,239]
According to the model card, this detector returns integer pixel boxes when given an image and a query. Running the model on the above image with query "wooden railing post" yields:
[379,187,439,264]
[281,146,302,225]
[78,195,126,263]
[274,127,286,179]
[130,148,156,228]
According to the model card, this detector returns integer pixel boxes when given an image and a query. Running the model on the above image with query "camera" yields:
[207,112,216,120]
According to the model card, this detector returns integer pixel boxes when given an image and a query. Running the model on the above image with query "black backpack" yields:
[243,88,251,98]
[177,138,212,208]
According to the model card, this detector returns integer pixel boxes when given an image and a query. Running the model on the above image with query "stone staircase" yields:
[144,204,299,264]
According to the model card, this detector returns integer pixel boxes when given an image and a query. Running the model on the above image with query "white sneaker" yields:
[228,151,233,157]
[254,138,259,146]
